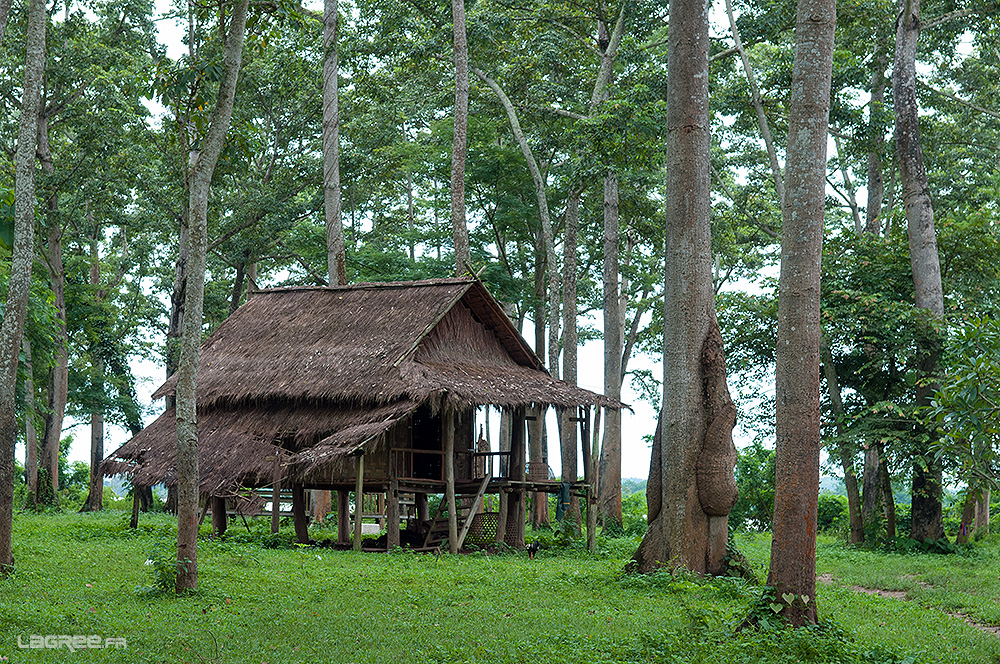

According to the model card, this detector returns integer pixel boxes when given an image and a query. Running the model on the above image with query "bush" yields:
[818,494,849,534]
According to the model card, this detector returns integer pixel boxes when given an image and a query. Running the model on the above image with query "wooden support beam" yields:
[337,490,350,545]
[271,456,282,535]
[353,454,365,552]
[416,492,429,523]
[444,408,459,553]
[130,485,141,529]
[211,495,228,537]
[387,452,400,550]
[582,405,598,553]
[495,490,509,543]
[291,484,310,544]
[507,407,526,547]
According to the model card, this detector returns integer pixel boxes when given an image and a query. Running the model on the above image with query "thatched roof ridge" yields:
[147,277,611,410]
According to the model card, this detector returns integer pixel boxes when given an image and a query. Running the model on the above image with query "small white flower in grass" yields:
[144,559,154,565]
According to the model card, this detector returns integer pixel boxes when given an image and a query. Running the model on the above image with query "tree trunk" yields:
[323,0,347,286]
[450,0,470,274]
[0,0,13,47]
[23,337,38,500]
[38,121,66,504]
[175,0,250,593]
[559,192,581,529]
[861,444,883,540]
[974,490,990,535]
[768,0,836,626]
[0,0,46,571]
[820,343,862,543]
[878,445,896,539]
[82,239,104,512]
[894,0,945,543]
[599,172,623,527]
[724,0,786,209]
[866,41,888,234]
[632,0,737,577]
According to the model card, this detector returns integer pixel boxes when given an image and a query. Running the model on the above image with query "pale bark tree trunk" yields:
[861,443,884,538]
[23,337,38,500]
[866,41,888,234]
[323,0,346,286]
[724,0,786,210]
[175,0,250,592]
[559,194,580,529]
[82,236,104,512]
[0,0,12,46]
[768,0,836,626]
[632,0,737,577]
[820,342,863,543]
[599,172,622,526]
[0,0,46,571]
[38,120,66,504]
[974,490,990,535]
[894,0,945,542]
[450,0,470,274]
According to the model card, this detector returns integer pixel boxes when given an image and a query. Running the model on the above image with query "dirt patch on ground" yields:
[817,573,1000,637]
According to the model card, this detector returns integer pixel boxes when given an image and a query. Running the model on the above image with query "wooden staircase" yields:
[423,475,492,550]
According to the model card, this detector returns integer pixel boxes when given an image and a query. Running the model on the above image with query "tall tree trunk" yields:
[82,236,104,512]
[323,0,346,286]
[861,443,884,539]
[599,172,623,526]
[23,337,38,501]
[175,0,250,593]
[38,120,66,504]
[450,0,470,273]
[559,193,580,530]
[724,0,786,209]
[0,0,13,46]
[768,0,836,626]
[0,0,46,572]
[866,40,888,234]
[632,0,736,577]
[821,342,863,543]
[894,0,945,542]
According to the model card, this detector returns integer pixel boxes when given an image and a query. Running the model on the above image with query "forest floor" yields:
[0,511,998,663]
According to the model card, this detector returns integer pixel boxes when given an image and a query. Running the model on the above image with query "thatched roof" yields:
[105,277,621,493]
[151,277,615,411]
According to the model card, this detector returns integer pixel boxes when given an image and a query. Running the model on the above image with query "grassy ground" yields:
[0,512,997,663]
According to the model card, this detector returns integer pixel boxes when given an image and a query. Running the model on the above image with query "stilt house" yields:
[103,278,619,550]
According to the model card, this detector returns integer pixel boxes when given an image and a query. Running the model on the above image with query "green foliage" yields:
[818,494,850,534]
[731,442,776,532]
[139,539,179,594]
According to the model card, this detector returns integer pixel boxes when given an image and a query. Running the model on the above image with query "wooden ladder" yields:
[423,475,492,550]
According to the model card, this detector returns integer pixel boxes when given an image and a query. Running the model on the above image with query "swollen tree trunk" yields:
[450,0,470,274]
[632,0,737,576]
[0,0,46,572]
[323,0,346,286]
[599,172,623,526]
[894,0,945,542]
[768,0,836,626]
[175,0,250,592]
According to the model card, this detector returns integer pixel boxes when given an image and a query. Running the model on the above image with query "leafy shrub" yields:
[817,494,849,534]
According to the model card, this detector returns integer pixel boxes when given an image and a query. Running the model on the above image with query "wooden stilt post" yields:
[211,496,228,537]
[271,456,282,535]
[130,485,141,529]
[495,490,509,544]
[337,490,350,545]
[416,493,429,523]
[582,406,598,552]
[353,454,365,551]
[387,448,400,550]
[444,408,459,553]
[507,407,526,547]
[291,484,310,544]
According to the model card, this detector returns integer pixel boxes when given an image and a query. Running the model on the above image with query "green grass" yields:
[0,513,997,663]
